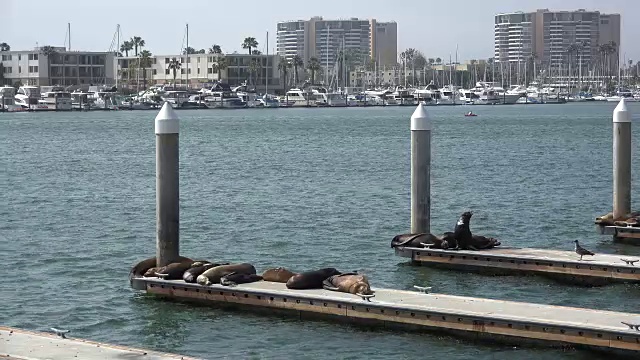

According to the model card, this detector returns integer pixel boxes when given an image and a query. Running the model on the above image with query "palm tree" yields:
[131,36,145,56]
[209,44,222,54]
[277,58,291,92]
[211,56,228,81]
[252,50,262,55]
[183,47,197,55]
[0,42,10,51]
[40,46,58,85]
[306,57,321,84]
[249,58,262,86]
[291,55,303,86]
[242,37,258,55]
[138,50,153,89]
[120,41,133,57]
[435,57,442,65]
[167,57,181,86]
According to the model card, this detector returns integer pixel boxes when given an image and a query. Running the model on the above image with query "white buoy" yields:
[613,99,632,220]
[411,103,432,234]
[155,102,180,267]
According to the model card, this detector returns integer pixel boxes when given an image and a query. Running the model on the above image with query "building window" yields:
[18,54,21,61]
[165,69,170,75]
[181,69,185,74]
[18,66,21,73]
[197,68,200,74]
[181,57,185,63]
[188,68,191,74]
[153,69,157,75]
[197,57,201,63]
[3,67,12,73]
[208,68,213,74]
[153,58,156,64]
[1,55,11,61]
[165,57,170,64]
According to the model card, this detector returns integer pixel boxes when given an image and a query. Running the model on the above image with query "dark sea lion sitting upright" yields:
[262,267,298,283]
[322,273,375,300]
[453,211,474,250]
[197,263,257,286]
[220,272,263,286]
[129,256,193,278]
[286,268,342,290]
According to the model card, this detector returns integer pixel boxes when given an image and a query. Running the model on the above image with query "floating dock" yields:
[0,326,198,360]
[130,277,640,355]
[393,246,640,285]
[598,225,640,245]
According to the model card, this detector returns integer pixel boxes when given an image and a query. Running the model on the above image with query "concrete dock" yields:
[0,326,198,360]
[598,225,640,245]
[393,246,640,285]
[130,277,640,354]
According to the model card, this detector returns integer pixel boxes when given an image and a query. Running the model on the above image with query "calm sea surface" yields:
[1,103,639,359]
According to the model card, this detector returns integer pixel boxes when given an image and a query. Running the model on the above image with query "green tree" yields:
[242,37,258,55]
[131,36,145,56]
[138,50,153,89]
[249,58,262,86]
[306,57,321,84]
[40,46,58,85]
[252,50,262,55]
[209,44,222,54]
[120,41,133,57]
[183,47,197,55]
[211,56,228,81]
[198,49,206,54]
[277,57,291,92]
[0,42,10,51]
[291,55,303,86]
[167,57,181,86]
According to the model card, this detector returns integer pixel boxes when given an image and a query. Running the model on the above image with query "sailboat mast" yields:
[266,31,268,95]
[186,23,189,89]
[68,23,71,51]
[325,26,329,86]
[116,24,120,89]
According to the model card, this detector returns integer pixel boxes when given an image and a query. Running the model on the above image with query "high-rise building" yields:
[494,9,621,70]
[276,17,398,72]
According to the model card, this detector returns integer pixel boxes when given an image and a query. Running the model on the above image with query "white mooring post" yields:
[613,98,632,220]
[155,102,180,267]
[411,103,432,234]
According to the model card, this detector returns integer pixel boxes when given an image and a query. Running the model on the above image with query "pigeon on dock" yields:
[621,322,640,331]
[573,240,595,261]
[620,258,639,266]
[50,327,70,339]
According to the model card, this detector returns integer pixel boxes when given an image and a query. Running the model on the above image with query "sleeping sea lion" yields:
[144,267,159,277]
[286,268,341,290]
[391,233,443,248]
[322,273,375,300]
[183,263,216,283]
[261,267,298,283]
[129,256,193,278]
[470,234,501,250]
[220,272,263,286]
[453,211,474,250]
[155,261,201,280]
[196,263,257,286]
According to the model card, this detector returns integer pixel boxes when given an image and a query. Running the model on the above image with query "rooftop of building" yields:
[495,9,619,16]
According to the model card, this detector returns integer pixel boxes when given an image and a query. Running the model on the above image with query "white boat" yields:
[39,86,73,111]
[0,86,24,112]
[163,90,193,108]
[279,88,317,107]
[313,88,354,107]
[413,82,437,105]
[71,90,95,110]
[14,86,48,110]
[390,86,416,105]
[605,90,638,102]
[437,85,457,105]
[202,82,246,109]
[258,94,280,108]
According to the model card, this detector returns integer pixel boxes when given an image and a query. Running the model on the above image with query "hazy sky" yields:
[1,0,637,61]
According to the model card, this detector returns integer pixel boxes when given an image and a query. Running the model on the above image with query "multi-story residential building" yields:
[276,17,398,73]
[0,47,115,86]
[494,9,620,70]
[116,53,283,94]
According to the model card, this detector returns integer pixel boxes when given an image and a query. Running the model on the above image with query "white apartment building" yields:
[276,17,398,71]
[494,9,620,69]
[0,47,115,86]
[116,53,283,93]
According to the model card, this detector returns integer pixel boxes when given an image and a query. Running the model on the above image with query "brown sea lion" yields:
[390,233,443,248]
[144,267,159,277]
[286,268,341,290]
[155,261,201,280]
[470,235,501,250]
[183,264,214,283]
[129,256,193,278]
[220,272,263,286]
[322,273,375,300]
[261,267,298,283]
[196,263,257,286]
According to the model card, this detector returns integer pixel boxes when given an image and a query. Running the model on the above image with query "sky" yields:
[1,0,638,62]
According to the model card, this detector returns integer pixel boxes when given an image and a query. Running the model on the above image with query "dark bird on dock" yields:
[621,258,639,266]
[573,240,594,261]
[50,327,70,339]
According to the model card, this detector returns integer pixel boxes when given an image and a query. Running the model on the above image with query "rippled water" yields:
[1,103,639,360]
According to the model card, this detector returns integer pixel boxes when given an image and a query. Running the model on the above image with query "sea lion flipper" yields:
[356,293,375,302]
[322,284,340,291]
[155,273,169,279]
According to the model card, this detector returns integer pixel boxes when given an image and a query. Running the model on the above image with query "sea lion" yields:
[196,263,257,286]
[470,234,501,250]
[262,267,298,283]
[155,261,201,280]
[286,268,342,290]
[183,263,215,283]
[129,256,193,278]
[453,211,474,250]
[390,233,444,248]
[144,267,159,277]
[322,273,375,300]
[220,272,263,286]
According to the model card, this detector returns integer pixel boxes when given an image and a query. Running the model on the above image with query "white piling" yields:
[613,99,632,220]
[411,103,432,234]
[155,102,180,267]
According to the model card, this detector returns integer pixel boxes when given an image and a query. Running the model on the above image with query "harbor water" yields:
[1,103,639,359]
